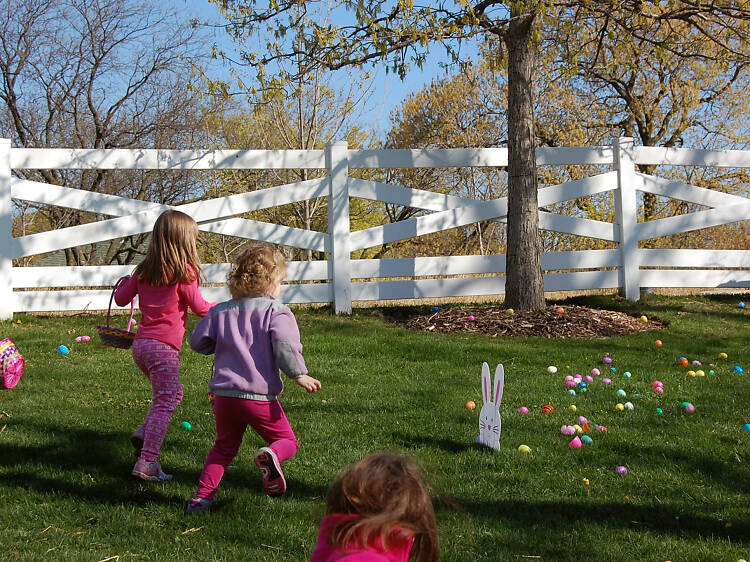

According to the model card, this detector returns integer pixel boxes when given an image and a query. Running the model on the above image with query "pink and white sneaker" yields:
[254,447,286,496]
[131,458,172,482]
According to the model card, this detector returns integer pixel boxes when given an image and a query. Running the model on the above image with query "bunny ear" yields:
[493,364,505,406]
[481,362,491,404]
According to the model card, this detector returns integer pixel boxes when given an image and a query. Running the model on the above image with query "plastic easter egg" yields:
[518,444,531,454]
[640,315,648,323]
[582,478,590,486]
[581,435,593,445]
[596,425,607,432]
[610,367,617,373]
[565,375,573,381]
[541,403,554,414]
[719,352,728,359]
[616,465,628,475]
[518,406,529,414]
[679,358,689,367]
[602,356,613,364]
[566,380,576,388]
[577,416,588,424]
[506,308,514,315]
[652,380,663,387]
[654,340,663,347]
[615,403,625,411]
[743,423,750,431]
[432,306,439,312]
[58,345,69,355]
[561,425,576,435]
[685,403,696,413]
[654,386,664,394]
[616,389,626,398]
[569,436,583,449]
[555,307,564,314]
[709,370,715,375]
[696,370,705,377]
[584,375,594,383]
[680,401,691,407]
[656,408,663,415]
[602,378,612,384]
[568,405,577,413]
[547,365,558,374]
[573,424,583,434]
[623,371,632,378]
[591,368,600,376]
[568,389,576,395]
[686,371,696,377]
[578,381,587,389]
[467,315,476,321]
[734,365,744,374]
[739,302,745,309]
[692,360,702,366]
[465,401,476,410]
[624,402,634,410]
[180,421,192,431]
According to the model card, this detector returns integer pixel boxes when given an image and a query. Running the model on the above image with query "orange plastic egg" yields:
[654,340,663,347]
[541,403,554,414]
[465,401,476,410]
[555,307,564,314]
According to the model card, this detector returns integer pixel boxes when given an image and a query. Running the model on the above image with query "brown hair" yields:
[135,210,205,286]
[227,244,286,299]
[325,453,439,562]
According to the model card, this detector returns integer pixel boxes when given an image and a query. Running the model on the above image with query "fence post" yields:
[0,139,14,319]
[326,141,351,314]
[614,136,641,301]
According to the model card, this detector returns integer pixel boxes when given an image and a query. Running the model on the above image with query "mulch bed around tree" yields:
[390,305,668,338]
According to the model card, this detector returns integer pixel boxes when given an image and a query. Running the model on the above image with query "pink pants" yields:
[131,338,183,462]
[195,395,298,500]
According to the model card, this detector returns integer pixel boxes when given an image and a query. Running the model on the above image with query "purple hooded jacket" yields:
[188,296,308,401]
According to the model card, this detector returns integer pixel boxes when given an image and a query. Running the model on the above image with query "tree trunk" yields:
[503,7,545,310]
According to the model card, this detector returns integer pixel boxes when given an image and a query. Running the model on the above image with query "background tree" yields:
[206,0,750,310]
[0,0,212,266]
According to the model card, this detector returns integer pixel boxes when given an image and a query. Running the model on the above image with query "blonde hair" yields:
[325,453,439,562]
[136,210,204,286]
[227,244,286,299]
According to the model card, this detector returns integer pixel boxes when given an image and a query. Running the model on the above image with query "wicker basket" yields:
[96,277,137,349]
[0,337,25,389]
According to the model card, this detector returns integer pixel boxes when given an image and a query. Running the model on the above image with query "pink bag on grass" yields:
[0,337,25,389]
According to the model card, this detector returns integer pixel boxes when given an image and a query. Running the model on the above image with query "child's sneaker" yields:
[130,430,144,458]
[131,458,172,482]
[185,497,215,515]
[254,447,286,496]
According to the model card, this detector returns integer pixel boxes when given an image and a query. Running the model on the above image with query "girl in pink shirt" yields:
[114,210,215,482]
[309,453,439,562]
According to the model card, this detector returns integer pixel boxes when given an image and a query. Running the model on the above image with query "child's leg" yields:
[194,396,248,500]
[131,338,182,463]
[247,399,298,462]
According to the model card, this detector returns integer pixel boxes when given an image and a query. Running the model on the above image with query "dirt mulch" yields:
[390,305,667,338]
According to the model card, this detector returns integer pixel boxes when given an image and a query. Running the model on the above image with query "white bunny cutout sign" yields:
[476,362,504,451]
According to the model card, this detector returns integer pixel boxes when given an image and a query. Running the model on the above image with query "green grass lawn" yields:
[1,294,749,561]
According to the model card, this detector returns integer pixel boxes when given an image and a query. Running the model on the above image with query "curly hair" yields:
[325,453,439,562]
[227,244,286,299]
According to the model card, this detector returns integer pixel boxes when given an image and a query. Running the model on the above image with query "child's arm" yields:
[270,307,320,392]
[188,313,216,355]
[113,275,137,307]
[294,374,322,393]
[179,278,217,317]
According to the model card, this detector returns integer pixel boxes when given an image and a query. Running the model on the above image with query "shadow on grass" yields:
[443,497,750,544]
[0,420,328,507]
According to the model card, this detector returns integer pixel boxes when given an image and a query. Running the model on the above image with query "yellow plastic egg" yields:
[615,403,625,411]
[517,444,531,454]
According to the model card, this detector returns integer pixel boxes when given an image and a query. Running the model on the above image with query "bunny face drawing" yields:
[476,363,504,451]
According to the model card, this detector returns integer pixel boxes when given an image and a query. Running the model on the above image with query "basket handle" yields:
[107,276,135,332]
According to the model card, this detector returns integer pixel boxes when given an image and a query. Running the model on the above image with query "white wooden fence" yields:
[1,136,749,320]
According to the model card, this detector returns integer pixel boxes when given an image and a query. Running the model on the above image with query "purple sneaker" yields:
[185,497,215,515]
[131,458,172,482]
[254,447,286,496]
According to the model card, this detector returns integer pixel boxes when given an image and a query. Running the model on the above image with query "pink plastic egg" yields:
[591,368,600,376]
[685,403,696,413]
[602,378,612,384]
[584,375,594,383]
[519,406,529,414]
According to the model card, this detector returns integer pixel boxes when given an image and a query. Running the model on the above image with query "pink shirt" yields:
[309,514,415,562]
[114,269,214,351]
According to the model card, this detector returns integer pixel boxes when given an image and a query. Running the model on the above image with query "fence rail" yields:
[1,137,748,319]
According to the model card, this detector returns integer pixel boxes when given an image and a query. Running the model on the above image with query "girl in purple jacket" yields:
[186,244,321,514]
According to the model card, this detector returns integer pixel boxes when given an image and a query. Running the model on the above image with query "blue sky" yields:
[179,1,472,136]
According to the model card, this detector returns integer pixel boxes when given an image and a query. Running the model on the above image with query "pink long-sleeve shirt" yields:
[113,270,214,351]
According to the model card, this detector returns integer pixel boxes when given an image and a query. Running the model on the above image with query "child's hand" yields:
[295,374,322,393]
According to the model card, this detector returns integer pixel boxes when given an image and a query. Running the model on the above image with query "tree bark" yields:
[504,7,545,310]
